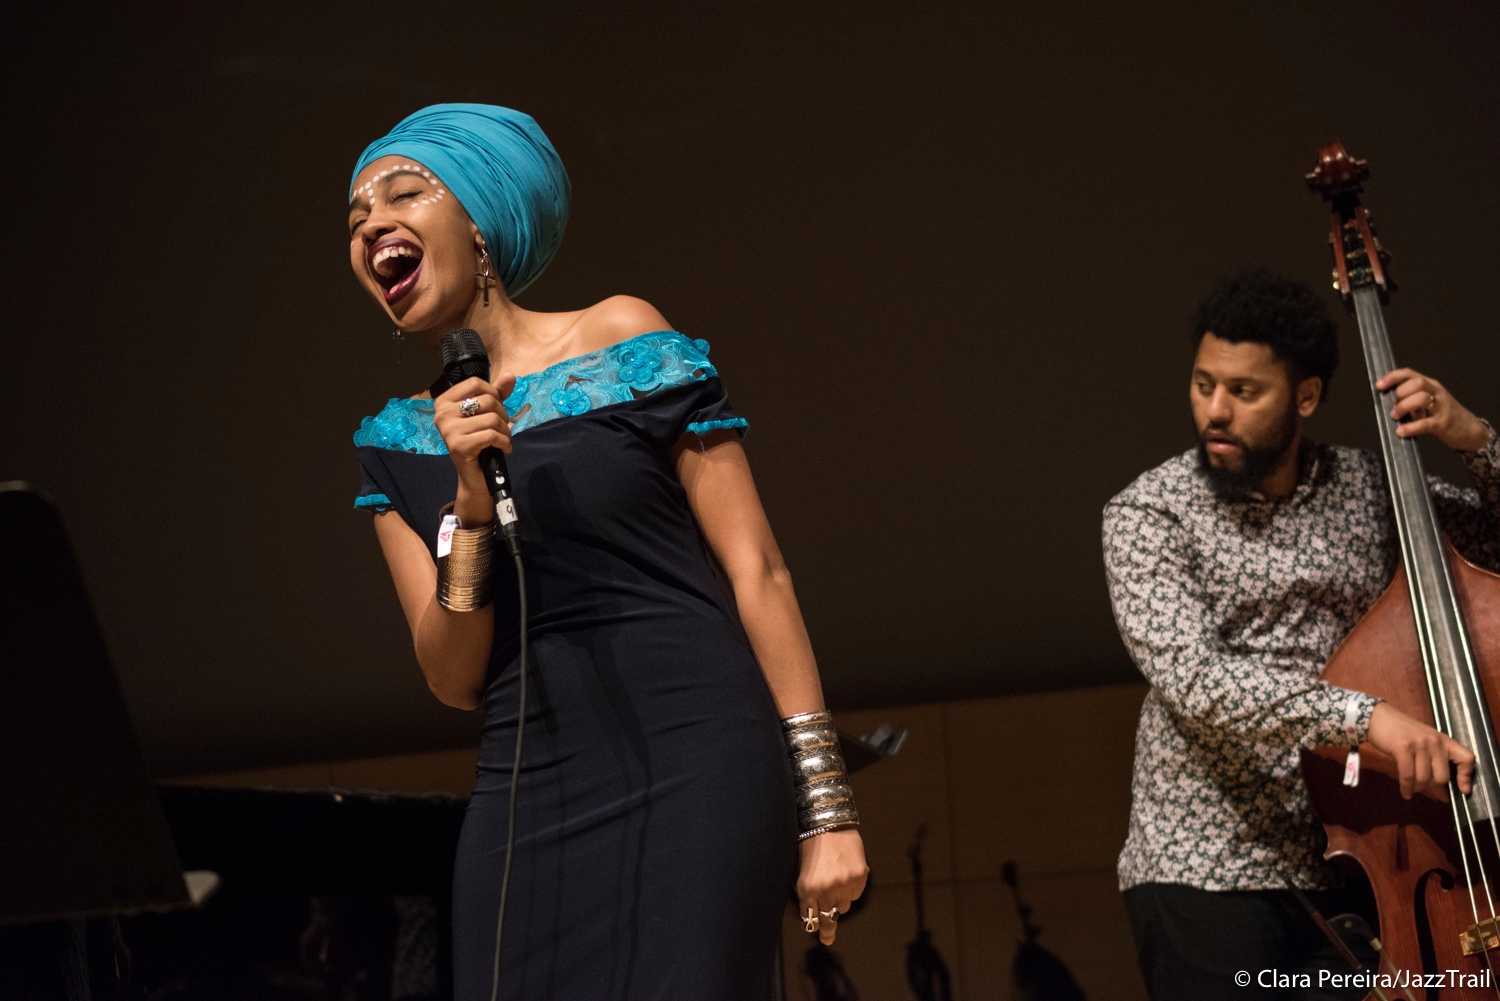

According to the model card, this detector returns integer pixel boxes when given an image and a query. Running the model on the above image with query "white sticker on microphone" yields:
[496,498,518,526]
[436,513,459,558]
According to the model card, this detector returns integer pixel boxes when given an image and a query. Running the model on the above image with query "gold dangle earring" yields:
[476,247,495,306]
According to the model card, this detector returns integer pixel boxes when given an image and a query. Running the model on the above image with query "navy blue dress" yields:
[353,331,799,1000]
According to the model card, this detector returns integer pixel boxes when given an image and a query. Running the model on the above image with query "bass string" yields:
[1422,533,1500,952]
[1355,291,1460,794]
[1384,393,1499,988]
[1436,592,1500,991]
[1454,792,1500,996]
[1355,291,1492,760]
[1399,469,1486,931]
[1405,535,1490,927]
[1377,455,1498,995]
[1357,288,1500,987]
[1432,529,1500,893]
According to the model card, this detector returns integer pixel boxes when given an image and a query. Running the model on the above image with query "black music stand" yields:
[0,482,212,927]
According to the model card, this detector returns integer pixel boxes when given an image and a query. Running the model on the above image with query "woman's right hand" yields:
[433,373,517,526]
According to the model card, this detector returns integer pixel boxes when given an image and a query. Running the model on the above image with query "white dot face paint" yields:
[350,162,441,216]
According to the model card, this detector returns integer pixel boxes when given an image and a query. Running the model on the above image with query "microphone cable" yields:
[491,533,526,1001]
[437,326,528,1001]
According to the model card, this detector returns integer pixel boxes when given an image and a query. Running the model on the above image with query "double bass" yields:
[1302,142,1500,997]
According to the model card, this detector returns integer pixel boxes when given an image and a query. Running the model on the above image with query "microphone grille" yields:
[440,328,486,367]
[440,328,490,386]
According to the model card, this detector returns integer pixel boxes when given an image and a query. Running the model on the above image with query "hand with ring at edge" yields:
[797,827,868,946]
[801,905,840,936]
[1376,368,1490,453]
[431,372,518,527]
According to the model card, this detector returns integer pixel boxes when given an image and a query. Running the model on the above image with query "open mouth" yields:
[369,239,424,304]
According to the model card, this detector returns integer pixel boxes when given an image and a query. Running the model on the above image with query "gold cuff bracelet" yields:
[436,520,496,612]
[782,710,860,840]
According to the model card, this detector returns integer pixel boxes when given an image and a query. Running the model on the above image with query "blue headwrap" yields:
[350,104,571,299]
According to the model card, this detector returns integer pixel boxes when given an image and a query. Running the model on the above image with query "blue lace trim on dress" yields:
[353,399,446,454]
[686,418,749,436]
[351,330,730,453]
[504,330,718,434]
[353,492,393,512]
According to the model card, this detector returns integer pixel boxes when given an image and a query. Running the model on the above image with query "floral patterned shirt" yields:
[1104,433,1500,891]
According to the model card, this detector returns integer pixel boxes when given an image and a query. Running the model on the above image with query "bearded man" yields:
[1103,268,1500,1000]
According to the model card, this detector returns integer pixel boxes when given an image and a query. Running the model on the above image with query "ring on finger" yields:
[459,397,481,418]
[819,908,840,926]
[802,907,820,934]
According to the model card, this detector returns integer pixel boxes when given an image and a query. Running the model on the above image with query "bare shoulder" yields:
[568,295,672,354]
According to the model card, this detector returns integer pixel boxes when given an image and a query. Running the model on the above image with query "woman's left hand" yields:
[1378,368,1491,452]
[797,828,869,946]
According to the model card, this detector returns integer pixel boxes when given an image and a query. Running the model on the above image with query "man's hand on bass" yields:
[1367,701,1476,799]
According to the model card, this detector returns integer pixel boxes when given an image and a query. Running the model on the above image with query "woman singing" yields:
[347,104,868,999]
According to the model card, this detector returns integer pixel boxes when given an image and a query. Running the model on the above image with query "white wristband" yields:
[437,512,460,558]
[1342,693,1364,745]
[1342,694,1365,788]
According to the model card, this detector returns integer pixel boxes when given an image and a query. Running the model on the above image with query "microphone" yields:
[440,328,521,554]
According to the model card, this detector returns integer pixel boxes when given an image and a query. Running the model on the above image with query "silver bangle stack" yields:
[436,517,497,612]
[782,710,860,840]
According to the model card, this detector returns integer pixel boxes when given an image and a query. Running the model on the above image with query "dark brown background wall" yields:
[3,2,1497,776]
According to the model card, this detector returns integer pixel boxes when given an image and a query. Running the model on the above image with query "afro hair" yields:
[1192,268,1338,400]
